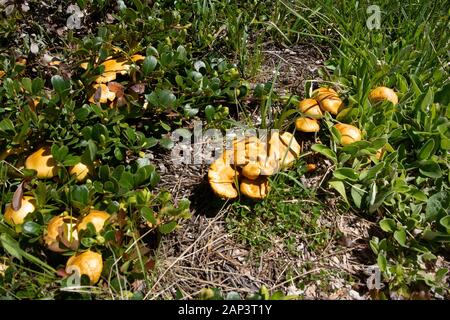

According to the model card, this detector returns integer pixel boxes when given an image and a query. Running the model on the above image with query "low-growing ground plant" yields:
[0,0,449,300]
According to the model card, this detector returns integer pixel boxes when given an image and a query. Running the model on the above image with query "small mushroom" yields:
[240,177,270,200]
[208,151,239,199]
[65,251,103,285]
[44,216,79,253]
[4,196,36,226]
[25,147,58,179]
[334,123,362,145]
[312,87,343,115]
[77,210,110,233]
[295,117,320,132]
[369,86,398,105]
[69,162,90,182]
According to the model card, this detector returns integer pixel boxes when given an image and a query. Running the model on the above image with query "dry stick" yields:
[145,206,229,299]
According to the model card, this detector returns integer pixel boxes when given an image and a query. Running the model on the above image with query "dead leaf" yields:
[12,180,29,211]
[145,259,155,271]
[93,85,102,103]
[108,81,125,98]
[90,84,116,104]
[115,230,123,245]
[130,83,145,94]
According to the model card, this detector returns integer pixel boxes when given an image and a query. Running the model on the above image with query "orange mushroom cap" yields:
[77,210,110,233]
[66,251,103,285]
[369,86,398,105]
[208,151,239,199]
[4,196,36,226]
[267,132,302,169]
[44,215,79,253]
[295,117,320,132]
[312,87,343,115]
[298,98,322,118]
[25,147,57,179]
[69,162,90,182]
[334,123,362,146]
[240,177,270,200]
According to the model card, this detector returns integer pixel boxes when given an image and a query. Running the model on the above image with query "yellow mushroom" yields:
[25,147,58,179]
[95,59,130,84]
[4,196,36,226]
[230,136,266,166]
[77,210,110,233]
[273,132,302,168]
[69,162,90,182]
[208,151,239,199]
[241,162,261,180]
[334,123,362,146]
[65,251,103,285]
[295,117,320,132]
[298,98,322,118]
[312,87,343,115]
[44,216,79,253]
[369,86,398,105]
[240,177,270,200]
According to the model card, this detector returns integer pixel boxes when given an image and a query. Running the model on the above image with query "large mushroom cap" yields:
[369,86,398,105]
[66,251,103,285]
[231,136,266,166]
[69,162,90,182]
[334,123,362,145]
[208,151,239,199]
[241,162,261,180]
[44,215,79,253]
[312,87,343,115]
[295,117,320,132]
[270,132,302,168]
[4,196,36,226]
[298,98,322,117]
[77,210,110,233]
[25,147,57,179]
[240,177,270,200]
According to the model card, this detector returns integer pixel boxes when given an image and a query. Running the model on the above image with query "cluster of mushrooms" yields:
[3,147,105,285]
[208,132,301,200]
[295,85,398,146]
[208,86,398,200]
[81,51,145,107]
